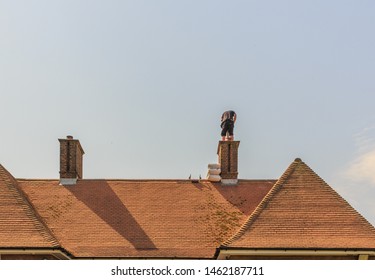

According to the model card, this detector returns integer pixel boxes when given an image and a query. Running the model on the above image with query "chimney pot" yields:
[67,135,73,140]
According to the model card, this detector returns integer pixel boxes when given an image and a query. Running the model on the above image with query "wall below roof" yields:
[227,255,358,260]
[0,254,58,260]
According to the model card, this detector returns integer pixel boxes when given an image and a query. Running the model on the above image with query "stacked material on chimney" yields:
[206,163,221,182]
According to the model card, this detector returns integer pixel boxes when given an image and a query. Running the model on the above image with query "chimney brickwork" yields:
[217,141,240,185]
[59,136,84,185]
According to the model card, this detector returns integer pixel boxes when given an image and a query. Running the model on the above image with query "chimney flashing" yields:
[59,178,78,186]
[221,179,238,185]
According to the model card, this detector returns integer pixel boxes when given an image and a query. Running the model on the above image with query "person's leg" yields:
[227,122,234,141]
[221,121,229,140]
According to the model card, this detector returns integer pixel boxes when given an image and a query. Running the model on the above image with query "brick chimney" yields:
[217,141,240,185]
[59,136,84,185]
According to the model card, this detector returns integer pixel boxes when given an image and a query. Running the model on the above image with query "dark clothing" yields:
[221,119,234,136]
[221,110,236,137]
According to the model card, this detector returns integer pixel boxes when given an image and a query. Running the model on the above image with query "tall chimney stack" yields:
[217,141,240,185]
[59,135,84,185]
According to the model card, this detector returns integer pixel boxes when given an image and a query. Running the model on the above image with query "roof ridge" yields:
[222,158,375,249]
[221,158,300,247]
[0,164,60,248]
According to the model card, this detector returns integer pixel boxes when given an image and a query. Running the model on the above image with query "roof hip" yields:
[0,164,60,248]
[221,158,375,249]
[221,158,300,247]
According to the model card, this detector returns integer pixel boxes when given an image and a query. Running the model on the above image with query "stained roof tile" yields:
[222,159,375,249]
[3,157,375,258]
[18,179,273,258]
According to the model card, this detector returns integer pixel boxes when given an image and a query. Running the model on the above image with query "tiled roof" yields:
[18,179,274,258]
[0,165,59,248]
[3,157,375,259]
[222,159,375,250]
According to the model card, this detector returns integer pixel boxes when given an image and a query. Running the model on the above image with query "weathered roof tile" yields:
[18,179,273,258]
[0,165,59,248]
[222,159,375,249]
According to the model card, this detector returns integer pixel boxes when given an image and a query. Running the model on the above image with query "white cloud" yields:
[353,125,375,153]
[334,126,375,226]
[343,125,375,184]
[346,149,375,184]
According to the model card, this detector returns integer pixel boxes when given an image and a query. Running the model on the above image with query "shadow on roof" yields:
[67,180,157,250]
[214,180,276,216]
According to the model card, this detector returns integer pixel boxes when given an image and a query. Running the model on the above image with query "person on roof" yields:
[221,110,237,141]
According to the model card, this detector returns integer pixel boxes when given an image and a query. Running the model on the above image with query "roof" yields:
[222,158,375,250]
[2,158,375,259]
[17,178,274,258]
[0,164,59,248]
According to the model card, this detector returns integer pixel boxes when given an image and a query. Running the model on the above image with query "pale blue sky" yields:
[1,1,375,225]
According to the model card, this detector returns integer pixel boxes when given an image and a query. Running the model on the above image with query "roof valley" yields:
[221,159,299,247]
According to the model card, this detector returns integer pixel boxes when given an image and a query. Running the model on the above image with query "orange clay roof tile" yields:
[18,179,274,258]
[0,164,59,248]
[3,157,375,258]
[222,158,375,249]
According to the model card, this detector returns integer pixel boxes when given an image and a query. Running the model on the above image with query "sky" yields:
[1,1,375,225]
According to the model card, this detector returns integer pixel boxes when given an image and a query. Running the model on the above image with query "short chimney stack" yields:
[217,141,240,185]
[59,136,84,185]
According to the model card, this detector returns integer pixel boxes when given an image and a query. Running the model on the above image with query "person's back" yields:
[221,110,236,140]
[221,110,236,123]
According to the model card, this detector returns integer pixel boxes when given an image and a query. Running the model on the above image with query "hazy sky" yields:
[1,1,375,225]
